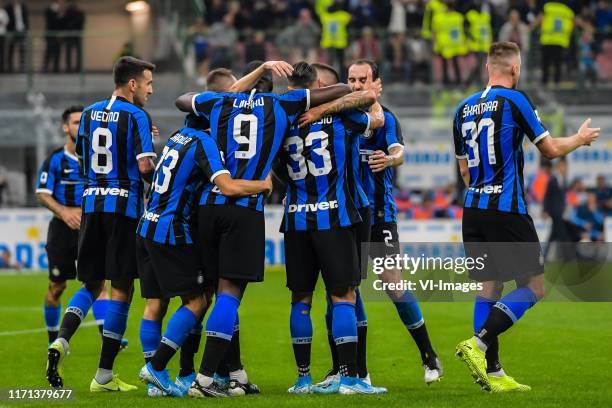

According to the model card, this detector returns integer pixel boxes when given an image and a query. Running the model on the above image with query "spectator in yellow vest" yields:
[534,1,580,86]
[431,1,467,85]
[318,0,351,76]
[465,4,493,85]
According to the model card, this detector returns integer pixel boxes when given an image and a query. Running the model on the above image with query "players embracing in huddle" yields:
[41,43,600,398]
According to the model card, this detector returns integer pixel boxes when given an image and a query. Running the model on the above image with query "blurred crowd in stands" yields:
[0,1,84,73]
[189,0,612,85]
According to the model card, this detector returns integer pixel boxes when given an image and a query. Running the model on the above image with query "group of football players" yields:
[38,40,600,398]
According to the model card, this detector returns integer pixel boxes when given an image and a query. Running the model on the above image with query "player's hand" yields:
[263,61,294,78]
[366,78,383,99]
[263,174,274,198]
[297,106,323,128]
[578,118,600,146]
[152,125,160,140]
[62,207,82,230]
[368,150,391,173]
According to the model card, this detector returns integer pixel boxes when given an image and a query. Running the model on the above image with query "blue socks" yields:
[65,287,96,321]
[44,304,61,332]
[473,295,496,333]
[332,302,358,377]
[161,306,198,350]
[290,302,312,376]
[102,300,130,340]
[206,294,240,340]
[393,291,424,329]
[290,302,313,344]
[494,287,538,322]
[92,299,110,325]
[140,318,162,361]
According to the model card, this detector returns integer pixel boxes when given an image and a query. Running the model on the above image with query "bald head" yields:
[486,42,521,88]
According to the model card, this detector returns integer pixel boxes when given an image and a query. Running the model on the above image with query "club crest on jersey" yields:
[288,200,338,213]
[83,187,129,197]
[468,185,503,194]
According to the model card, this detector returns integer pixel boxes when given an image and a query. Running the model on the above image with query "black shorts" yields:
[284,227,360,293]
[77,213,138,282]
[369,221,401,259]
[136,237,206,299]
[46,217,79,282]
[197,205,265,283]
[462,208,544,283]
[354,207,372,279]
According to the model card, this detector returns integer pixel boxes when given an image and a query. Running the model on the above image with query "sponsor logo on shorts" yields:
[52,267,60,277]
[288,200,338,213]
[83,187,129,197]
[468,185,503,194]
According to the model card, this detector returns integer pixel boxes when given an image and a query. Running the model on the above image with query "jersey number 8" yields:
[91,128,113,174]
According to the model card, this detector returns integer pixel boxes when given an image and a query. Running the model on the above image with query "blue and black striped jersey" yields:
[347,126,370,210]
[359,106,404,224]
[137,126,228,245]
[36,147,84,207]
[453,86,549,214]
[76,95,156,219]
[190,89,310,211]
[280,110,370,231]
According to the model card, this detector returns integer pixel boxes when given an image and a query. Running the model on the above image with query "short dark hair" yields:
[487,42,520,63]
[243,60,273,93]
[113,56,156,86]
[288,62,317,89]
[206,68,235,92]
[62,105,83,123]
[350,59,379,80]
[312,62,339,84]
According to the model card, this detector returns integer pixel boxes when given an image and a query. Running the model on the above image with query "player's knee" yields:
[84,281,104,298]
[329,286,356,303]
[291,292,313,304]
[527,281,546,300]
[217,278,246,299]
[479,280,504,300]
[48,281,67,299]
[143,298,169,320]
[110,280,134,301]
[183,293,206,315]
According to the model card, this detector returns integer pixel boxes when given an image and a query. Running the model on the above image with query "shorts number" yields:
[461,118,496,168]
[152,146,179,194]
[233,113,257,159]
[382,230,393,248]
[91,128,113,174]
[284,130,332,181]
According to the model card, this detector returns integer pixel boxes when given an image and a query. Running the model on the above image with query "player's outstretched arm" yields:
[228,61,294,93]
[36,193,81,230]
[536,118,601,159]
[309,84,352,108]
[175,92,198,113]
[297,85,381,128]
[213,173,273,198]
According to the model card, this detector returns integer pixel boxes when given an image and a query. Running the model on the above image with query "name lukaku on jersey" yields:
[462,100,499,118]
[233,97,265,109]
[288,200,338,213]
[83,187,129,197]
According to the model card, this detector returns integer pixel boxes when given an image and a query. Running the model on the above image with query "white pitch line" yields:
[0,320,98,337]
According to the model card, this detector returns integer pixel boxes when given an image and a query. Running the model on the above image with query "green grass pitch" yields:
[0,268,611,407]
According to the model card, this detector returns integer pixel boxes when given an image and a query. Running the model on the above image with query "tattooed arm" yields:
[297,88,382,128]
